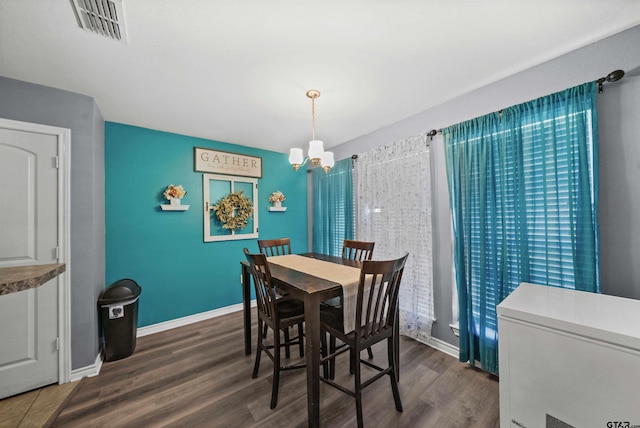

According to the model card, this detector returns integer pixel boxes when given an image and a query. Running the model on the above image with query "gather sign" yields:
[194,147,262,178]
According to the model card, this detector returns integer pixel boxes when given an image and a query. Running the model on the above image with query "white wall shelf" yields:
[268,207,287,212]
[160,205,189,211]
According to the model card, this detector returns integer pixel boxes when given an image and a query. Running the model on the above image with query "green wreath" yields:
[212,190,254,231]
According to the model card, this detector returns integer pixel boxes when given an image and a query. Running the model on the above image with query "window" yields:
[445,82,599,374]
[311,158,354,256]
[355,134,434,341]
[203,174,258,242]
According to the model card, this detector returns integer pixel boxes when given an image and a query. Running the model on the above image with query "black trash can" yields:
[98,279,142,362]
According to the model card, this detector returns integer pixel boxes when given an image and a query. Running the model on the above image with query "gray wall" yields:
[0,76,105,369]
[331,24,640,347]
[599,75,640,300]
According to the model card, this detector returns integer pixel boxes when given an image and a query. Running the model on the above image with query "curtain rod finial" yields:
[598,69,625,93]
[607,69,625,82]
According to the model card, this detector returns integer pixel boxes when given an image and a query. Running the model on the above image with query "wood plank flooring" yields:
[49,310,499,427]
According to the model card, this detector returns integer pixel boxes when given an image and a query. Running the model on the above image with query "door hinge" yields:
[55,247,59,260]
[55,156,60,169]
[55,337,60,351]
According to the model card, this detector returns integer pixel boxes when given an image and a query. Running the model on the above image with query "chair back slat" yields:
[370,272,388,334]
[342,239,375,261]
[244,248,278,323]
[258,238,292,257]
[355,254,408,342]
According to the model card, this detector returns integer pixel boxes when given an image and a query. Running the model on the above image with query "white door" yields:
[0,120,66,398]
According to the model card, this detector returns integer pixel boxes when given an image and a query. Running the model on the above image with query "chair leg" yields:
[297,322,304,357]
[349,348,355,375]
[271,326,281,409]
[329,335,337,379]
[394,311,400,381]
[354,348,364,428]
[387,337,403,412]
[320,331,329,379]
[283,327,291,358]
[252,319,263,379]
[366,346,373,359]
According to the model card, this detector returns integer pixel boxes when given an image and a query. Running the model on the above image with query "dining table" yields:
[241,252,363,428]
[241,252,403,427]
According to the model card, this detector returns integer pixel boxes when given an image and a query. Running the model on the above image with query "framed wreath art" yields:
[203,174,258,242]
[212,190,254,231]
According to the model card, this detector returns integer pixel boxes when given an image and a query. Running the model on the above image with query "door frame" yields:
[0,117,71,385]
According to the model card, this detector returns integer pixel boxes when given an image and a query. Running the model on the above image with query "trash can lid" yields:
[98,279,142,304]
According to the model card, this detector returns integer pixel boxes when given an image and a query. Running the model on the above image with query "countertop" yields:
[0,263,66,296]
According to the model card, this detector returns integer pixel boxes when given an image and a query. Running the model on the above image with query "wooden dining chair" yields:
[243,248,305,409]
[257,237,291,257]
[325,239,376,369]
[341,239,375,261]
[319,253,409,428]
[257,237,296,349]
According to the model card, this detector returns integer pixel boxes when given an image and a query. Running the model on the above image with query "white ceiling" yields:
[1,1,639,154]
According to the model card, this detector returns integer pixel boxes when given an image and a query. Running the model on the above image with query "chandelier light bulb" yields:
[289,148,304,170]
[308,140,324,166]
[321,151,334,173]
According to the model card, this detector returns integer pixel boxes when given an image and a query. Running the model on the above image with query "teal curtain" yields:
[443,82,599,375]
[312,158,354,256]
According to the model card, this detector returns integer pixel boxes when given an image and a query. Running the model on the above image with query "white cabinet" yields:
[497,283,640,428]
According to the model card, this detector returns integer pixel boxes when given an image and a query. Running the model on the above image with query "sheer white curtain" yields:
[355,133,434,341]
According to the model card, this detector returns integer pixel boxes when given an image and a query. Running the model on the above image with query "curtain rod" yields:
[424,69,625,139]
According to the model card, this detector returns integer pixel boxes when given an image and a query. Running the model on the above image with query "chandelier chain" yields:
[307,89,320,141]
[311,96,316,140]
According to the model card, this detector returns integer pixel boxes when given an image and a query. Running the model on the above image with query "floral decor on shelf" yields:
[212,190,254,231]
[162,184,187,207]
[269,191,286,207]
[163,184,187,200]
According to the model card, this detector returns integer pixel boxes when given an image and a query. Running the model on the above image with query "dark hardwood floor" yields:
[49,310,499,427]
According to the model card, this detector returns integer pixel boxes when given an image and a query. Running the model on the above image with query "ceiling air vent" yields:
[70,0,128,43]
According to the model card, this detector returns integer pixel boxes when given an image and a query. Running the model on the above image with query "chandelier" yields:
[288,89,334,173]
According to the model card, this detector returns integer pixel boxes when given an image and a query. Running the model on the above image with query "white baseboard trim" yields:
[70,351,103,382]
[137,301,459,360]
[70,302,456,383]
[67,301,258,383]
[70,301,459,384]
[414,335,459,359]
[137,300,256,338]
[413,335,489,372]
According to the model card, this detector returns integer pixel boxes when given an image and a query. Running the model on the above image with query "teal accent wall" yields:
[105,122,308,327]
